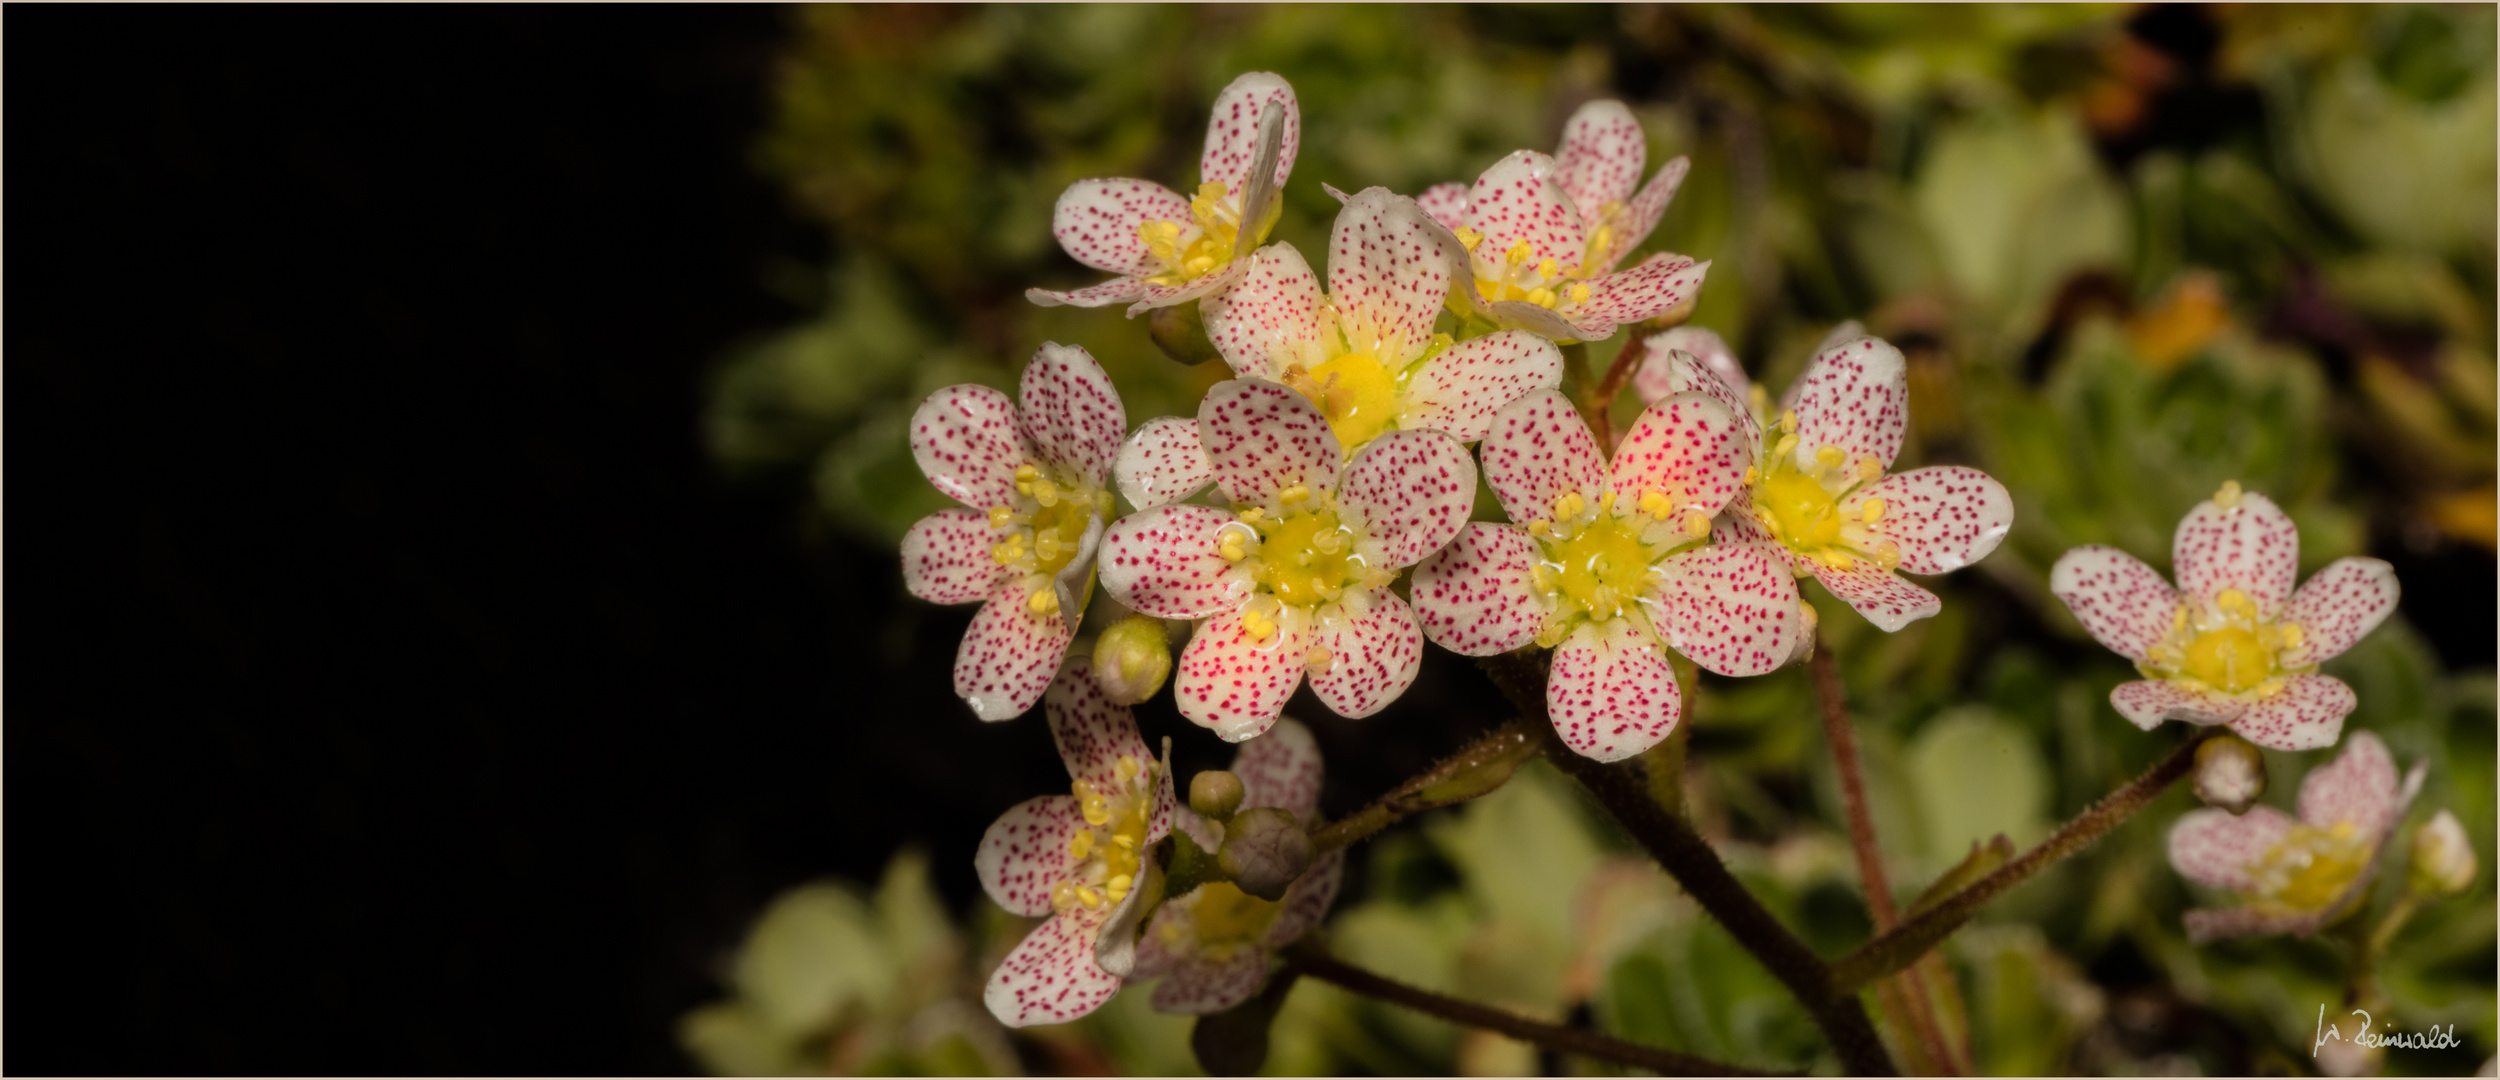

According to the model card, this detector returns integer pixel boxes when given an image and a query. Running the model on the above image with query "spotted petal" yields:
[1329,188,1459,362]
[1417,181,1470,231]
[2280,557,2400,666]
[1097,504,1252,620]
[1413,523,1548,657]
[1233,716,1324,820]
[956,584,1076,721]
[1650,542,1801,677]
[1175,610,1315,743]
[2049,545,2180,663]
[1782,336,1908,473]
[1607,390,1748,519]
[1840,466,2012,575]
[2168,805,2299,893]
[1148,946,1269,1016]
[1466,151,1587,272]
[2297,730,2401,834]
[1017,343,1127,486]
[902,508,1012,605]
[1203,243,1327,380]
[2230,673,2357,751]
[1552,100,1646,219]
[1308,591,1425,720]
[1114,416,1215,511]
[2109,679,2244,730]
[1589,157,1690,276]
[2171,490,2300,615]
[984,906,1120,1028]
[1200,72,1300,199]
[912,384,1035,509]
[1047,658,1156,788]
[976,795,1086,917]
[1480,389,1608,526]
[1559,254,1709,340]
[1027,275,1150,310]
[1398,330,1566,443]
[1633,327,1750,408]
[1200,379,1343,509]
[1805,555,1941,633]
[1547,619,1682,762]
[1267,848,1345,948]
[1043,179,1193,276]
[1337,430,1478,569]
[1051,512,1106,636]
[1125,259,1258,318]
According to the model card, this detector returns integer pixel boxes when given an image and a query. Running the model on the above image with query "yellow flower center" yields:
[1138,181,1265,286]
[1052,753,1157,913]
[2248,821,2368,913]
[1761,466,1844,550]
[1740,413,1898,573]
[2141,572,2313,697]
[1190,880,1281,946]
[1253,505,1359,609]
[1454,234,1591,314]
[988,466,1112,620]
[1525,488,1706,648]
[1281,350,1399,450]
[2185,626,2272,694]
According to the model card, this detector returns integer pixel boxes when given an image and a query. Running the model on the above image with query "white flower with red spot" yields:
[2050,483,2401,750]
[902,343,1126,720]
[975,660,1178,1027]
[1416,100,1710,342]
[1096,379,1478,742]
[1134,719,1344,1014]
[1635,331,2014,636]
[1411,387,1772,762]
[1027,72,1299,316]
[2168,731,2424,942]
[1198,186,1563,459]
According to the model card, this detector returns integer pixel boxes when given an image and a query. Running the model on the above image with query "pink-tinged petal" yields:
[1480,389,1608,525]
[1650,542,1801,677]
[1046,179,1193,275]
[1552,100,1646,218]
[1547,619,1682,762]
[2109,679,2244,730]
[1132,893,1193,979]
[1337,430,1479,568]
[2281,557,2400,665]
[1319,181,1354,207]
[1149,944,1270,1016]
[1202,243,1326,380]
[2049,545,2179,663]
[1806,556,1941,633]
[1418,181,1470,231]
[956,585,1076,721]
[1328,188,1460,361]
[912,384,1036,509]
[1097,505,1252,620]
[1047,658,1155,787]
[1483,297,1589,342]
[1265,848,1345,948]
[1400,330,1567,444]
[1019,343,1127,487]
[1607,390,1748,519]
[1588,157,1690,276]
[2168,805,2299,892]
[976,795,1086,917]
[1027,275,1150,310]
[1465,151,1588,272]
[1412,522,1549,656]
[1175,612,1315,743]
[1113,416,1215,511]
[1558,254,1708,340]
[902,508,1012,605]
[2182,905,2317,944]
[1309,590,1426,719]
[2231,674,2357,751]
[1199,379,1343,508]
[984,907,1121,1028]
[1199,72,1300,197]
[2170,489,2300,614]
[1783,336,1908,472]
[1123,257,1254,318]
[1095,860,1160,978]
[1632,327,1750,407]
[1050,513,1106,635]
[2297,730,2400,834]
[1233,716,1324,820]
[1842,466,2012,574]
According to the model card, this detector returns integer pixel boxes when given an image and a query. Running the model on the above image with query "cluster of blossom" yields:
[894,72,2442,1031]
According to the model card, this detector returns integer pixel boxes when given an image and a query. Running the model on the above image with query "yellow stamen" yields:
[1242,609,1277,642]
[1815,444,1845,468]
[1304,646,1332,672]
[2215,479,2244,510]
[1778,409,1798,433]
[1638,489,1673,520]
[1029,589,1060,616]
[2281,623,2306,648]
[1772,433,1799,460]
[1536,257,1560,279]
[1506,239,1535,265]
[1115,755,1139,782]
[1681,510,1712,539]
[1569,282,1591,305]
[1050,881,1078,910]
[1528,518,1553,537]
[1861,499,1886,524]
[1875,539,1902,570]
[1076,885,1102,908]
[1219,532,1248,561]
[1068,831,1094,859]
[1855,456,1884,481]
[1454,227,1484,252]
[988,506,1015,528]
[1239,506,1265,524]
[1279,484,1310,505]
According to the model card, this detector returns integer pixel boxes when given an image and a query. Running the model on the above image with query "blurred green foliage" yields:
[695,4,2496,1075]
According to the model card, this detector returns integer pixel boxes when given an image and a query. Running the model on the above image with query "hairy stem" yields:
[1590,332,1654,415]
[1561,341,1608,447]
[1283,943,1793,1077]
[1830,729,2218,993]
[1306,718,1540,855]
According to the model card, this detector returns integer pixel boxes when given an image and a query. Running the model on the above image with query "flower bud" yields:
[2411,809,2477,897]
[1217,806,1312,901]
[1189,769,1247,821]
[1092,616,1173,705]
[2192,735,2267,814]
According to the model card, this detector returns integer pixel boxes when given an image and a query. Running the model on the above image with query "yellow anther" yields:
[1241,609,1277,642]
[1638,489,1674,519]
[1821,550,1854,569]
[989,506,1015,528]
[1526,287,1554,308]
[1454,227,1484,251]
[1743,465,1760,486]
[1185,255,1216,274]
[1875,539,1902,570]
[2215,479,2244,509]
[1815,444,1845,468]
[2281,622,2306,648]
[2172,606,2190,633]
[1682,510,1713,539]
[1587,225,1614,258]
[1050,881,1078,909]
[1029,589,1060,616]
[1506,239,1534,265]
[1218,532,1248,561]
[1081,799,1109,827]
[1553,491,1585,521]
[1569,282,1591,305]
[1076,885,1102,908]
[1778,409,1798,433]
[1030,478,1059,506]
[992,542,1018,566]
[1115,755,1139,782]
[1304,646,1332,672]
[1749,385,1770,418]
[1111,833,1137,849]
[2217,588,2251,614]
[1772,433,1800,460]
[1528,518,1553,537]
[1239,506,1266,524]
[1197,180,1229,203]
[1068,831,1095,860]
[1536,257,1561,279]
[1279,485,1310,505]
[1855,456,1884,481]
[1106,873,1133,894]
[1015,464,1038,480]
[1861,498,1886,524]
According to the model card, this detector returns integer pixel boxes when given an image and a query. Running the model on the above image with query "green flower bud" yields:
[1189,769,1246,821]
[2192,735,2267,814]
[1217,806,1312,901]
[1091,615,1173,705]
[2411,809,2477,897]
